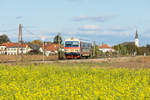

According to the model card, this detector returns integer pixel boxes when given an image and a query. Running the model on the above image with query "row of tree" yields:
[0,34,62,45]
[113,43,150,56]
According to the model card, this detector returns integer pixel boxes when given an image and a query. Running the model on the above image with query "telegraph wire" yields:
[0,26,101,45]
[22,26,42,39]
[0,28,18,32]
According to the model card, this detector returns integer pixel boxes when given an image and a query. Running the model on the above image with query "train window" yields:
[82,49,89,52]
[81,42,92,48]
[83,44,88,47]
[72,41,79,47]
[65,41,72,47]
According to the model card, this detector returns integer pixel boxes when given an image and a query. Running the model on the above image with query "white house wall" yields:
[7,48,29,55]
[99,48,114,53]
[0,46,6,54]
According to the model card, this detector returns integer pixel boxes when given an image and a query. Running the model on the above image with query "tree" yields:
[146,45,150,55]
[137,45,150,55]
[0,34,10,44]
[125,44,138,55]
[91,43,100,57]
[137,46,148,55]
[53,34,62,44]
[113,44,127,56]
[30,40,43,46]
[113,43,139,56]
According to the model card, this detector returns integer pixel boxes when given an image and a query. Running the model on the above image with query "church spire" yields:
[135,29,138,39]
[135,29,139,47]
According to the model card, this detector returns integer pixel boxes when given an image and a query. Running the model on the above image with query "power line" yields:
[22,26,50,42]
[22,27,41,38]
[0,28,18,32]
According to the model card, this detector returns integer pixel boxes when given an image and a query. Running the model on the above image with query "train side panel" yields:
[80,42,92,58]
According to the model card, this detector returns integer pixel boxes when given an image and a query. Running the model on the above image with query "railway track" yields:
[0,56,135,64]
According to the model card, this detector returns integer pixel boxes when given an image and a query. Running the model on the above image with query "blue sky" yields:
[0,0,150,46]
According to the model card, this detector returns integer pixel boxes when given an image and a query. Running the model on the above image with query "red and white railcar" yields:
[64,38,92,59]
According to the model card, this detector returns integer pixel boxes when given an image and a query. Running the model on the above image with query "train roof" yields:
[65,37,80,42]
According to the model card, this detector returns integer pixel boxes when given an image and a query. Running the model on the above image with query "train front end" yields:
[64,38,81,59]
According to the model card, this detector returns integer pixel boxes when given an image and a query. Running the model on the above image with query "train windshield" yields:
[65,41,79,47]
[72,41,79,47]
[65,41,72,47]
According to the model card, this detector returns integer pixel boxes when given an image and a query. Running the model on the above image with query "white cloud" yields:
[66,0,88,2]
[16,16,23,20]
[78,30,129,36]
[78,25,101,31]
[74,15,117,22]
[75,25,136,36]
[144,29,150,34]
[108,26,134,32]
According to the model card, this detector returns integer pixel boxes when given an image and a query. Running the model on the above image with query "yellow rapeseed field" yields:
[0,63,150,100]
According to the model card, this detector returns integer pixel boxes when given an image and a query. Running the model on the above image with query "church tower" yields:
[135,30,139,47]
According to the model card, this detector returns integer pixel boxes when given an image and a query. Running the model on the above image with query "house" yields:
[0,45,7,54]
[28,44,41,54]
[99,43,115,53]
[0,42,15,55]
[0,42,61,55]
[40,43,59,56]
[7,43,29,55]
[0,42,30,55]
[44,43,59,56]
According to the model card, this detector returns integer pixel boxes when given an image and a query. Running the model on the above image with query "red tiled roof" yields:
[1,42,15,47]
[1,42,28,48]
[99,44,111,49]
[44,44,58,51]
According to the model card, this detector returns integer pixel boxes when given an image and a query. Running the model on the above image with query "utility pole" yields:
[43,41,45,62]
[58,33,61,60]
[16,24,23,63]
[41,36,45,63]
[18,24,22,43]
[19,24,23,63]
[93,41,96,57]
